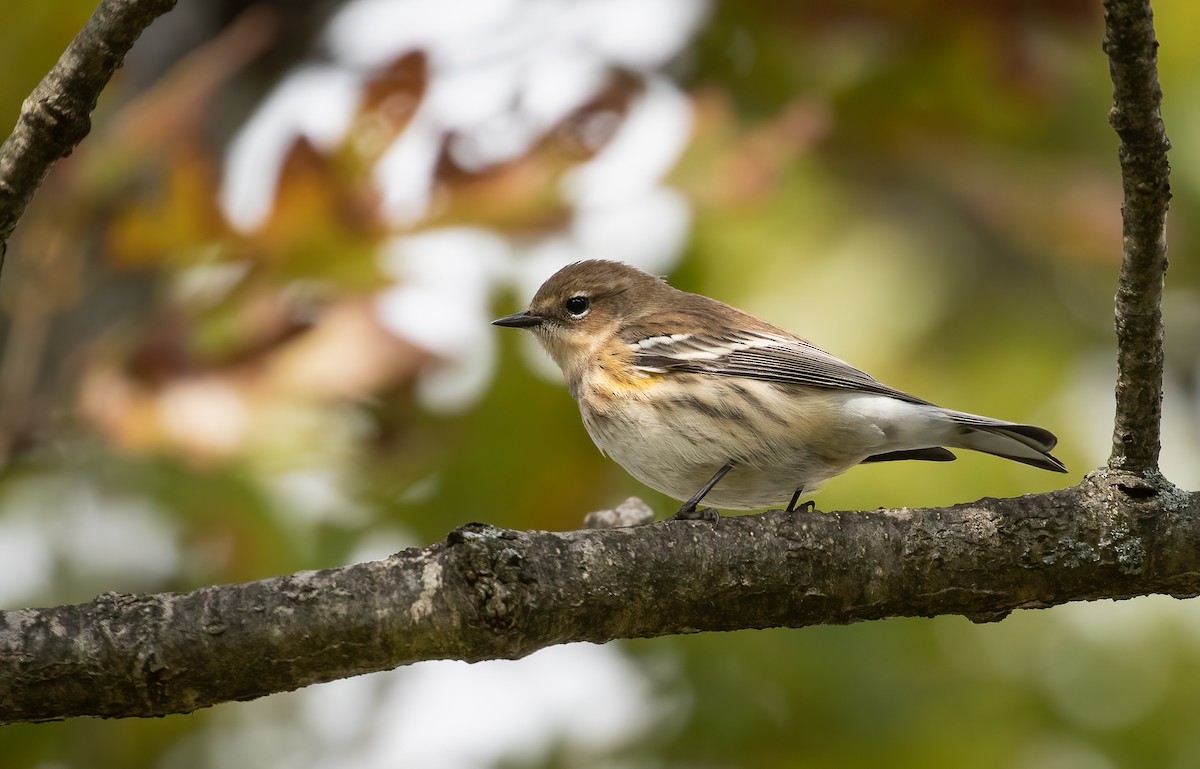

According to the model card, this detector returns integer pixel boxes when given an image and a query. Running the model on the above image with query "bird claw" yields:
[669,506,720,522]
[785,493,816,513]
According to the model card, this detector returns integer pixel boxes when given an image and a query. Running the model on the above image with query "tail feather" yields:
[943,410,1067,473]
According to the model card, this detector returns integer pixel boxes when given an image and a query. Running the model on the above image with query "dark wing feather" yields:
[629,330,932,406]
[862,447,957,463]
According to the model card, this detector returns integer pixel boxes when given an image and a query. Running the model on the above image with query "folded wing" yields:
[627,328,1067,474]
[629,329,931,405]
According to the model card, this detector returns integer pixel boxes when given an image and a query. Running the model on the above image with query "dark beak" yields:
[492,311,544,329]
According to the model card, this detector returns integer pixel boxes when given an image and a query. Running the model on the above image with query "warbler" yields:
[493,260,1066,520]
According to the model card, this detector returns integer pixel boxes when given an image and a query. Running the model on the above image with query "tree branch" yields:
[1,471,1197,724]
[0,0,179,265]
[1103,0,1171,473]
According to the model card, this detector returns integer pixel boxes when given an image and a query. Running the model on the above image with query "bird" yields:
[493,260,1066,520]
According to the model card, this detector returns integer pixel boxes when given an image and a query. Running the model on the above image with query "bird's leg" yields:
[670,461,734,522]
[785,489,815,514]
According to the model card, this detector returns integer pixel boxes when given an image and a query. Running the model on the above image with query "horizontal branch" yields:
[1,470,1196,724]
[1103,0,1172,472]
[0,0,178,263]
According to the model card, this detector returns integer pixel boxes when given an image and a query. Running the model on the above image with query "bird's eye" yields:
[565,295,590,317]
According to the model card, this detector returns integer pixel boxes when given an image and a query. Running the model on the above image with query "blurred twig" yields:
[0,226,83,459]
[0,0,179,267]
[1102,0,1171,474]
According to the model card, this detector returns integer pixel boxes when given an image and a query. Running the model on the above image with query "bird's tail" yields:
[941,409,1067,473]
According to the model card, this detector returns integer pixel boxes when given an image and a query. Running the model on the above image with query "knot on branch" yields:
[1089,466,1181,504]
[92,591,174,713]
[21,92,93,152]
[446,523,535,634]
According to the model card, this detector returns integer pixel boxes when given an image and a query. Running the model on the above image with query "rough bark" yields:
[0,0,179,263]
[1,471,1197,724]
[1103,0,1171,473]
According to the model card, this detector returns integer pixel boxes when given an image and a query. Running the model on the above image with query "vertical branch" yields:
[1102,0,1171,474]
[0,0,179,267]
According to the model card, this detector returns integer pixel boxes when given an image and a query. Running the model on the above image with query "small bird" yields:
[493,260,1066,520]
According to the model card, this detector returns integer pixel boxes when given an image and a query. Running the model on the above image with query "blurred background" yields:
[2,0,1200,767]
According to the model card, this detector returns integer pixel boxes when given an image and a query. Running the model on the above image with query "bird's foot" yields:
[785,497,816,514]
[669,506,720,522]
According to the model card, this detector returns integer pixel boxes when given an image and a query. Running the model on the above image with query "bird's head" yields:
[492,260,668,374]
